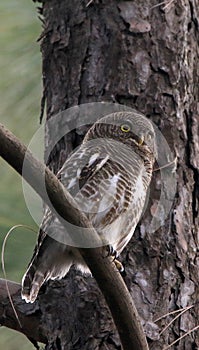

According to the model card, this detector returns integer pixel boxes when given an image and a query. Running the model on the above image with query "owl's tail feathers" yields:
[21,263,46,304]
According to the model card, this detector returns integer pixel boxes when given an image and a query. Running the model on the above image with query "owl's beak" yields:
[137,135,144,146]
[131,134,144,146]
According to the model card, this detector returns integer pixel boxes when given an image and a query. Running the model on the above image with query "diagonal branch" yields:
[0,123,149,350]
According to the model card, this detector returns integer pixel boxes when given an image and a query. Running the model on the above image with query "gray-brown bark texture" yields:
[29,0,199,348]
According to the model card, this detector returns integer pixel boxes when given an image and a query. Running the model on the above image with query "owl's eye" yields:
[121,124,131,133]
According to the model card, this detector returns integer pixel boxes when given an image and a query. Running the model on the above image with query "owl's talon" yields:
[106,246,124,272]
[114,259,124,273]
[106,245,119,260]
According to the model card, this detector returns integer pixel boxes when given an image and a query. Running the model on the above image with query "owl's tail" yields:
[21,259,47,304]
[21,237,76,303]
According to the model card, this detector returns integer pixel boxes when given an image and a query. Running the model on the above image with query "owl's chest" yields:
[99,174,147,250]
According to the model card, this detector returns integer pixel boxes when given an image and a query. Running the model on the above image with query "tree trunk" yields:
[32,0,199,348]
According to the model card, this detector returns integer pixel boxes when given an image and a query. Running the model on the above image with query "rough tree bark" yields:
[2,0,199,349]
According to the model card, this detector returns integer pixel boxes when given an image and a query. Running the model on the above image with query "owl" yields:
[21,111,156,303]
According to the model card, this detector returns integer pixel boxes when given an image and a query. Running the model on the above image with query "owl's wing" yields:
[59,148,131,230]
[23,149,108,253]
[21,147,119,302]
[23,150,113,267]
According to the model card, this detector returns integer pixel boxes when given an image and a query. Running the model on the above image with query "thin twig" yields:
[151,0,175,10]
[158,305,194,335]
[163,324,199,350]
[1,225,37,329]
[154,304,194,322]
[153,158,177,172]
[163,0,175,10]
[86,0,94,7]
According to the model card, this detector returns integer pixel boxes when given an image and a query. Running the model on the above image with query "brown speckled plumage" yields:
[22,111,156,303]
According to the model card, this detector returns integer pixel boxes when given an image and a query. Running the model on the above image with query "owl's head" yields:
[84,111,157,160]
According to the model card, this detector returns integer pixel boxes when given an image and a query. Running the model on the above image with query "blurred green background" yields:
[0,1,42,348]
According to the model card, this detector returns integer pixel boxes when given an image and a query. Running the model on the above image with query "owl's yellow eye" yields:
[121,124,131,133]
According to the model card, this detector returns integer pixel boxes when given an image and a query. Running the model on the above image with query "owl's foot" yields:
[105,245,124,273]
[106,245,119,259]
